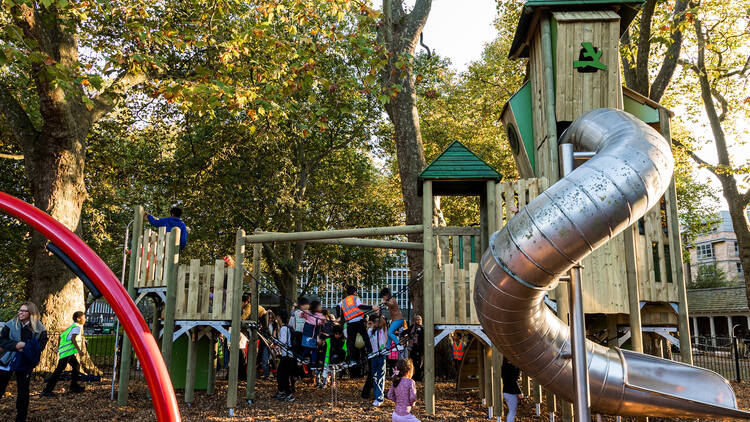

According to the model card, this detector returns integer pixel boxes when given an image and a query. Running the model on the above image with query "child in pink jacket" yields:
[386,358,419,422]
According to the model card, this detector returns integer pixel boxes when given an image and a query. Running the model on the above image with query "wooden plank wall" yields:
[134,227,169,289]
[552,11,623,122]
[175,259,235,321]
[432,227,481,325]
[529,30,554,181]
[637,199,679,304]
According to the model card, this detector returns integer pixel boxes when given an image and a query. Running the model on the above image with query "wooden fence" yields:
[133,227,171,289]
[175,259,235,321]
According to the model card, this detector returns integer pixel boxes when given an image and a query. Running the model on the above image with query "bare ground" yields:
[2,374,750,421]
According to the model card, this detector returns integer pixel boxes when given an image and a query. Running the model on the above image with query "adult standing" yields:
[501,357,523,422]
[408,315,424,381]
[336,286,373,376]
[0,302,48,422]
[42,311,86,396]
[145,207,188,250]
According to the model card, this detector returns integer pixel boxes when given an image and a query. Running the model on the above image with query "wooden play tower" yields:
[419,0,694,419]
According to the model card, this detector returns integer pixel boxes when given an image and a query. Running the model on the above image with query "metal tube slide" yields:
[474,108,750,419]
[0,192,181,422]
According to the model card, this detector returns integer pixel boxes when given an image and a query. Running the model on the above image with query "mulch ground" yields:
[3,373,750,421]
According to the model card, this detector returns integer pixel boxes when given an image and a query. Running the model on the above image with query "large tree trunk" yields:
[24,130,89,372]
[378,0,433,318]
[2,3,142,373]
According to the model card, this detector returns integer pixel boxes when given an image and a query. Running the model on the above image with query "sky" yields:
[419,0,499,70]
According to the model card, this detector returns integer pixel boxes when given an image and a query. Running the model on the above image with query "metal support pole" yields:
[569,265,591,422]
[560,143,591,422]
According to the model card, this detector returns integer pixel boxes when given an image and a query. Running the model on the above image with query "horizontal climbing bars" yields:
[308,238,423,250]
[244,225,424,243]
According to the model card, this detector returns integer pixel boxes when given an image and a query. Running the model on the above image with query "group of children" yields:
[262,285,421,421]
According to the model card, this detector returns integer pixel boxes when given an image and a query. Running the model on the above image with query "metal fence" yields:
[690,335,750,382]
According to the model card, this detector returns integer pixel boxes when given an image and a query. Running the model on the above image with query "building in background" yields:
[687,285,750,342]
[686,210,744,284]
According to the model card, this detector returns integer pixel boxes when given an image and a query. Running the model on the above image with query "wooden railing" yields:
[175,259,235,321]
[133,226,172,289]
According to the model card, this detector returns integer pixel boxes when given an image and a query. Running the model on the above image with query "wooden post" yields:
[423,180,436,415]
[561,399,574,422]
[150,301,161,343]
[540,14,559,184]
[161,228,180,373]
[659,108,693,365]
[546,390,557,420]
[557,279,574,421]
[118,205,144,406]
[486,180,498,234]
[607,314,619,347]
[207,333,217,395]
[185,329,197,404]
[246,232,262,402]
[484,345,493,408]
[532,379,543,415]
[522,373,531,397]
[227,229,245,411]
[478,343,486,402]
[624,226,644,353]
[491,346,503,421]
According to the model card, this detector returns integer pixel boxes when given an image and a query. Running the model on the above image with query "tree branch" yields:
[621,28,638,89]
[87,72,147,125]
[650,0,689,101]
[634,0,657,97]
[0,153,25,160]
[0,84,40,150]
[404,0,432,48]
[671,137,722,178]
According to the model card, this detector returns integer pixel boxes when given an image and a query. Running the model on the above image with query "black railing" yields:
[689,335,750,382]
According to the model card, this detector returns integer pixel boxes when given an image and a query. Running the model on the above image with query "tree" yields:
[377,0,433,315]
[0,0,380,369]
[691,263,730,289]
[675,0,750,303]
[621,0,691,101]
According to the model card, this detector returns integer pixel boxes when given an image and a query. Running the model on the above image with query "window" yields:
[697,243,714,260]
[739,262,744,274]
[735,241,740,256]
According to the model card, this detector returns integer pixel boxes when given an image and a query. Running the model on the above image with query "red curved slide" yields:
[0,192,181,422]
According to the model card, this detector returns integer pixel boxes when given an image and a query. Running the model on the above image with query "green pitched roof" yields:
[687,285,749,314]
[509,0,645,58]
[419,141,502,181]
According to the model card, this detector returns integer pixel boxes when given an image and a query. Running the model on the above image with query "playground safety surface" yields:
[3,375,750,421]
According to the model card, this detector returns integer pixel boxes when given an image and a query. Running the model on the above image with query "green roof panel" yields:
[419,141,502,181]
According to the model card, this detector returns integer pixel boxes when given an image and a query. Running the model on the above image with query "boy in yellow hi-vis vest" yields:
[41,311,85,396]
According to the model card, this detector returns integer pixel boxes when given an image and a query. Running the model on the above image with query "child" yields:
[321,324,346,385]
[272,310,296,402]
[379,288,404,352]
[301,301,324,363]
[386,358,419,422]
[42,311,86,396]
[501,357,523,422]
[368,316,388,407]
[290,297,309,355]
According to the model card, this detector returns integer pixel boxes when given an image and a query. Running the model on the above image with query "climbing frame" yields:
[174,259,235,321]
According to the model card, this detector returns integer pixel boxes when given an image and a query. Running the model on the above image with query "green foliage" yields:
[690,263,730,290]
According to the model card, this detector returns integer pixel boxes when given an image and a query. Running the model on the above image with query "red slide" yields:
[0,192,181,422]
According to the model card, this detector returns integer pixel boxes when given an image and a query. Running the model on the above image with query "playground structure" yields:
[0,193,181,422]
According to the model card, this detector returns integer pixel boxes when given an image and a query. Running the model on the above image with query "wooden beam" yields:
[433,226,481,236]
[308,237,423,250]
[161,228,179,373]
[246,232,262,402]
[207,333,217,395]
[423,181,436,415]
[185,330,197,404]
[244,225,424,243]
[227,229,245,411]
[118,205,143,406]
[491,346,503,420]
[625,226,644,353]
[658,110,693,364]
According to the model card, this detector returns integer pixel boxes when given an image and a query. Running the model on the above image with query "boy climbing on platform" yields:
[42,311,86,396]
[144,207,187,250]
